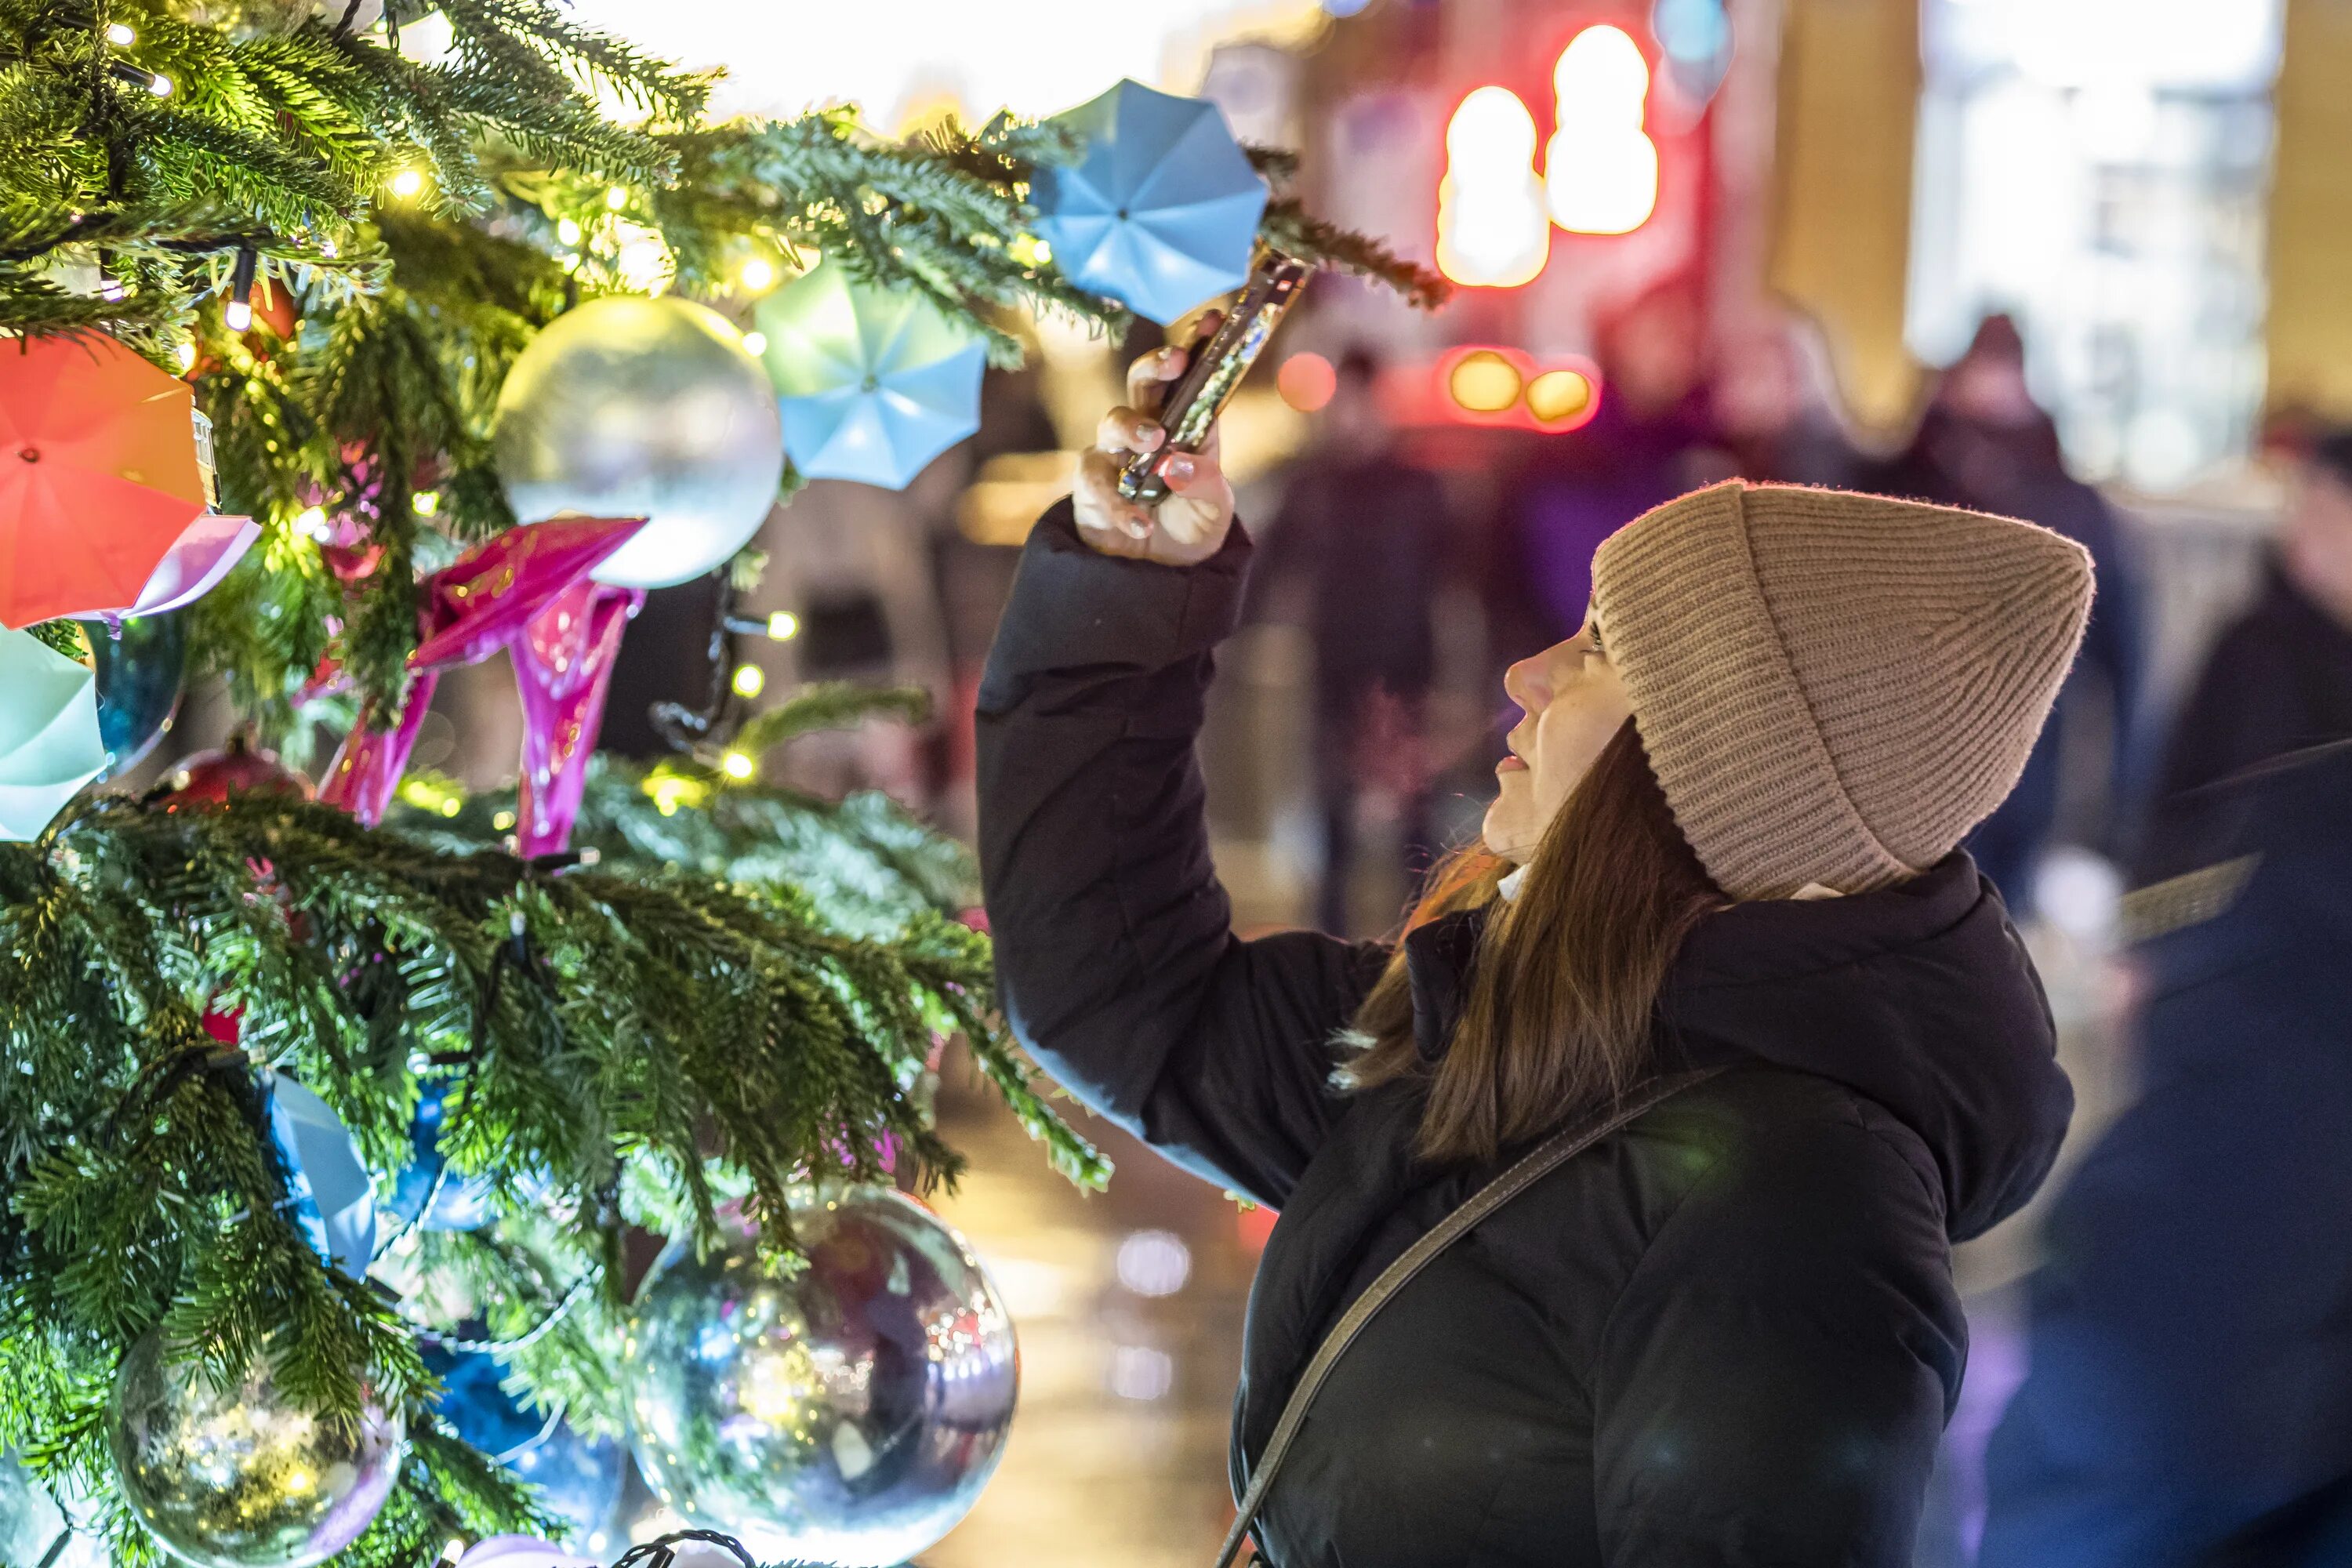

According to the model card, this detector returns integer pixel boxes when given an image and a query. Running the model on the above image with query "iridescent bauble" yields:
[1,1450,107,1568]
[624,1189,1018,1568]
[494,296,784,590]
[107,1330,405,1568]
[90,611,188,775]
[157,739,313,811]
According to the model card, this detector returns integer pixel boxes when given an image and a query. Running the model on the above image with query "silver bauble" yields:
[108,1330,405,1568]
[624,1189,1018,1568]
[494,296,784,590]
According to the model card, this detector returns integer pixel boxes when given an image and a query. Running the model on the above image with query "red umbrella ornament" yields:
[0,332,212,628]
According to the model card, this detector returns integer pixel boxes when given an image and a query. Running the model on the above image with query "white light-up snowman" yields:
[1544,24,1661,236]
[1436,86,1550,288]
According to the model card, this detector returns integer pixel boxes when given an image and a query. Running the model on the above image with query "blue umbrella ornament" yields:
[1033,78,1269,325]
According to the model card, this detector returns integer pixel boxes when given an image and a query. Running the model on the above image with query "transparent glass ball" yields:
[624,1189,1018,1567]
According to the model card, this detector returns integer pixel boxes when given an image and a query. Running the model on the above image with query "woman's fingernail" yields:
[1165,455,1196,481]
[1138,423,1163,450]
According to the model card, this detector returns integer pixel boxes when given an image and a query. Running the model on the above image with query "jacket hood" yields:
[1658,852,2070,1241]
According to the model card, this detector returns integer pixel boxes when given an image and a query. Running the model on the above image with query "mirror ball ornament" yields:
[494,296,784,591]
[624,1189,1018,1568]
[108,1330,405,1568]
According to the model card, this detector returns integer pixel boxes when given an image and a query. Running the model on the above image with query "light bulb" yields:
[766,611,800,641]
[175,341,197,371]
[720,750,756,780]
[730,663,766,699]
[604,186,628,211]
[556,217,583,246]
[293,506,330,540]
[105,21,136,44]
[390,168,425,198]
[223,299,252,331]
[740,330,767,357]
[738,256,776,292]
[147,72,172,96]
[412,490,440,516]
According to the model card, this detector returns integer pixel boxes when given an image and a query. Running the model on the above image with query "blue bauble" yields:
[425,1345,625,1553]
[263,1072,376,1278]
[89,612,187,775]
[388,1081,495,1232]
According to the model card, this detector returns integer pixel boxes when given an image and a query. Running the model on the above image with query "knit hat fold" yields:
[1591,481,2094,902]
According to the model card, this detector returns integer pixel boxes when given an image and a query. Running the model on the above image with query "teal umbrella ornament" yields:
[755,263,988,491]
[1033,78,1269,326]
[0,627,106,841]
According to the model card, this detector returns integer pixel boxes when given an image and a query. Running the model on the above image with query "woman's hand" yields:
[1072,317,1236,566]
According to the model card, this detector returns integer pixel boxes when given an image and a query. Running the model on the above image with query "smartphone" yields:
[1119,247,1314,506]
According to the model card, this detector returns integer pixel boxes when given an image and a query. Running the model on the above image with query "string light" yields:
[104,20,136,44]
[557,217,583,246]
[223,245,257,332]
[146,71,172,96]
[720,750,756,781]
[766,611,800,641]
[730,663,766,699]
[293,506,331,541]
[412,489,440,516]
[175,341,197,372]
[738,256,777,292]
[740,330,767,357]
[389,168,425,198]
[604,185,629,211]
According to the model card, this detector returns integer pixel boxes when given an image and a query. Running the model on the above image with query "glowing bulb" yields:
[1436,88,1548,288]
[1544,25,1659,235]
[389,168,425,198]
[412,489,439,516]
[223,299,252,332]
[174,341,197,371]
[440,797,460,818]
[730,662,766,699]
[766,611,800,641]
[720,750,756,781]
[147,71,172,96]
[557,217,583,245]
[739,256,776,292]
[740,330,767,358]
[293,505,330,540]
[604,186,629,211]
[492,809,516,831]
[105,21,135,43]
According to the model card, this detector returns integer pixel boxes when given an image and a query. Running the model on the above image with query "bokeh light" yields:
[1526,367,1598,425]
[1448,349,1524,414]
[1277,351,1338,412]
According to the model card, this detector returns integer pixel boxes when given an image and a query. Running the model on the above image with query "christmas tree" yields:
[0,2,1443,1563]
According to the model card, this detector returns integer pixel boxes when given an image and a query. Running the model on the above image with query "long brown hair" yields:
[1345,719,1722,1165]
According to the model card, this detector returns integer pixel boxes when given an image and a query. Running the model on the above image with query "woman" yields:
[977,340,2090,1565]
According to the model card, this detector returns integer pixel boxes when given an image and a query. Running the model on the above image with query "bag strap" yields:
[1212,1065,1726,1568]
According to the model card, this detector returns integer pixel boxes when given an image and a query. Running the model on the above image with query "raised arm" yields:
[975,336,1388,1209]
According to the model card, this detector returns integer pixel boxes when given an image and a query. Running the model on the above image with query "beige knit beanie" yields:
[1589,481,2093,901]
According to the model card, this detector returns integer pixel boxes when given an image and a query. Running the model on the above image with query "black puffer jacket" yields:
[977,503,2074,1566]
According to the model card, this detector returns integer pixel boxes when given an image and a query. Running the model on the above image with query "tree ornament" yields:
[0,332,216,628]
[755,262,987,491]
[1033,79,1269,325]
[108,1330,404,1568]
[454,1537,599,1568]
[0,626,107,841]
[425,1345,626,1552]
[157,738,314,810]
[495,297,783,590]
[90,611,189,775]
[74,512,261,621]
[263,1070,378,1278]
[387,1081,495,1232]
[623,1189,1018,1568]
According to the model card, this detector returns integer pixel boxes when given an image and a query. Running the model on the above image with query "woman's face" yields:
[1484,622,1635,862]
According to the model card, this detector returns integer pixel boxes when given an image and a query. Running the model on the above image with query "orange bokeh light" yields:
[1277,351,1338,412]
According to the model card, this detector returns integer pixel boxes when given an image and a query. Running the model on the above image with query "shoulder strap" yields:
[1212,1065,1726,1568]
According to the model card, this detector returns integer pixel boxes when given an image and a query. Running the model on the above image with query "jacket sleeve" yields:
[975,500,1390,1208]
[1594,1114,1965,1566]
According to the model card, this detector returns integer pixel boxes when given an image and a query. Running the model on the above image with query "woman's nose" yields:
[1503,655,1549,715]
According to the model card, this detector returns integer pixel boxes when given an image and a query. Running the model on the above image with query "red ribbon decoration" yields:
[319,516,647,851]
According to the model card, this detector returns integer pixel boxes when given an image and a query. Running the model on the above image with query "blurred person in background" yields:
[1980,737,2352,1568]
[1249,346,1453,934]
[977,328,2092,1566]
[1708,307,1867,489]
[2151,428,2352,810]
[1875,314,2149,919]
[1511,274,1719,642]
